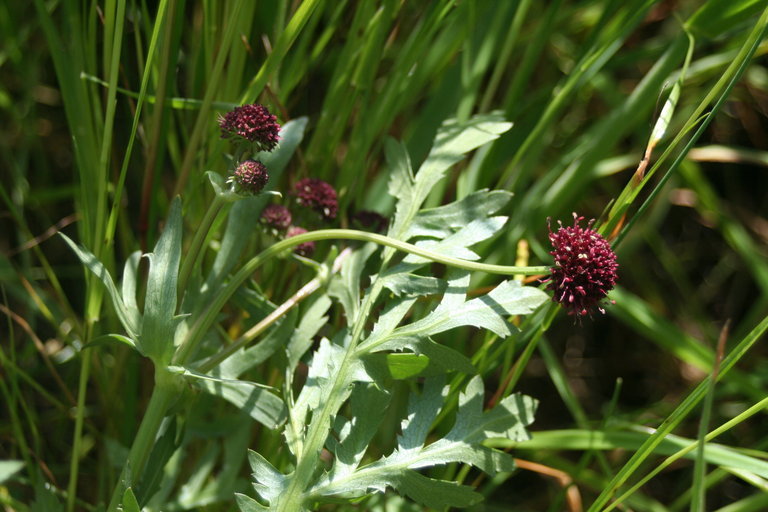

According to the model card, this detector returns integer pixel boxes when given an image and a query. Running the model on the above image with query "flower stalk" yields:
[174,228,548,367]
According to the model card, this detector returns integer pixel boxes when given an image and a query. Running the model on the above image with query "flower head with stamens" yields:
[545,213,618,317]
[219,104,280,151]
[293,178,338,220]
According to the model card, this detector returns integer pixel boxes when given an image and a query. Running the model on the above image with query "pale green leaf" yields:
[328,243,378,323]
[362,280,547,353]
[385,138,416,239]
[384,353,430,379]
[286,336,367,457]
[84,333,137,350]
[141,197,182,364]
[0,460,24,484]
[408,189,512,239]
[247,450,287,505]
[235,493,269,512]
[394,471,482,508]
[286,296,332,373]
[175,367,286,429]
[311,376,534,507]
[386,114,510,243]
[368,298,417,340]
[380,273,445,297]
[328,385,390,479]
[413,113,512,213]
[399,377,446,452]
[388,217,507,277]
[59,233,140,339]
[121,250,142,332]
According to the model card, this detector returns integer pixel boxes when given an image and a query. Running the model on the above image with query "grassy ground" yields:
[2,1,768,510]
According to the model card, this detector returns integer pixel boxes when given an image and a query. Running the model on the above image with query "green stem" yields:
[198,248,351,373]
[106,367,177,512]
[66,350,91,512]
[174,228,548,366]
[504,304,558,393]
[177,193,227,304]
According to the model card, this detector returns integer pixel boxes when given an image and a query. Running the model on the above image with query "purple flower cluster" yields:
[233,160,269,194]
[286,226,315,256]
[219,104,280,152]
[545,214,618,317]
[220,104,281,196]
[352,210,388,233]
[293,178,338,220]
[260,204,292,230]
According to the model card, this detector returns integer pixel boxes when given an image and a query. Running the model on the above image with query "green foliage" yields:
[311,377,536,508]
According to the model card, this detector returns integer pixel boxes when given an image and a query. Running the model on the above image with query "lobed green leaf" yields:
[175,367,286,429]
[141,197,183,364]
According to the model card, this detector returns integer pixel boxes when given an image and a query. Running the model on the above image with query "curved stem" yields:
[198,248,351,373]
[504,304,558,394]
[174,228,548,366]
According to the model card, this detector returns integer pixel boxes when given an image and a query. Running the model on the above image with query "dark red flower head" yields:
[545,213,618,317]
[286,226,315,256]
[352,210,388,233]
[219,104,280,151]
[233,159,269,194]
[293,178,338,220]
[260,204,292,230]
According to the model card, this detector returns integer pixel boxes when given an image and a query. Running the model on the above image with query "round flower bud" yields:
[233,160,269,194]
[260,204,292,231]
[544,213,618,317]
[286,226,315,256]
[293,178,338,220]
[219,104,280,151]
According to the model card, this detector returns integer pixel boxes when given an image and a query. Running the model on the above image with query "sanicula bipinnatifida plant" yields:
[14,3,768,510]
[60,106,611,511]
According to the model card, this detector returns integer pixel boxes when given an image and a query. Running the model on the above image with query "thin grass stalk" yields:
[613,7,768,249]
[173,0,247,196]
[587,310,768,511]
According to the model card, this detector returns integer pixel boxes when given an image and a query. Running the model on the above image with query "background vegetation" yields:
[2,0,768,510]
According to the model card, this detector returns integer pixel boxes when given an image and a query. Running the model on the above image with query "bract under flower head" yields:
[219,104,280,151]
[286,226,315,256]
[293,178,338,220]
[261,204,292,230]
[233,160,269,194]
[545,213,618,317]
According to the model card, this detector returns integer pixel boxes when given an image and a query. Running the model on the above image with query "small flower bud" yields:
[293,178,338,220]
[260,204,292,231]
[219,104,280,151]
[233,160,269,194]
[286,226,315,256]
[544,213,618,317]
